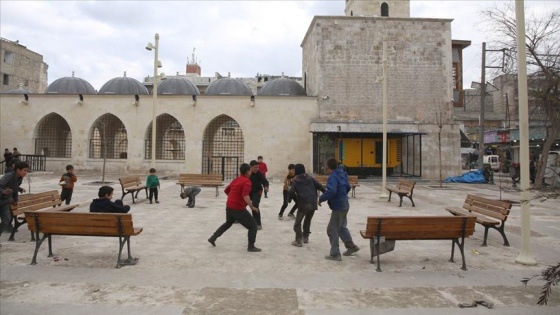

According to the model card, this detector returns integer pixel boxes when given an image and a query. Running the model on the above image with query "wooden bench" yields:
[314,175,360,197]
[118,176,148,203]
[360,216,476,272]
[386,179,416,207]
[177,173,224,197]
[8,190,79,241]
[24,211,143,268]
[446,194,512,247]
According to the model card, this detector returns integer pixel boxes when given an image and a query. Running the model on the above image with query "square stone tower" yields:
[345,0,410,18]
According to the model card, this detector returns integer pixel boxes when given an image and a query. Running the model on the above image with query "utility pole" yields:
[477,43,507,169]
[478,43,487,169]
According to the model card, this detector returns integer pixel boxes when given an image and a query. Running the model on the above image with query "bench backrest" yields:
[362,216,476,240]
[313,175,358,186]
[463,194,512,222]
[397,179,415,192]
[10,190,62,216]
[119,176,143,189]
[24,211,138,237]
[348,175,359,186]
[178,173,222,183]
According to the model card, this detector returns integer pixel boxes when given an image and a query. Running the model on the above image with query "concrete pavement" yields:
[1,171,559,314]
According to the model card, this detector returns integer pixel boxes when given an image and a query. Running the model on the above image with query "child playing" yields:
[0,161,29,233]
[278,163,298,220]
[146,168,160,204]
[59,164,77,205]
[90,186,130,213]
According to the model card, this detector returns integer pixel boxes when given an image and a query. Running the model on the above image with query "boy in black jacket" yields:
[90,186,130,213]
[288,163,325,247]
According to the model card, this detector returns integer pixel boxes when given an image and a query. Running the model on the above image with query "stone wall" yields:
[0,94,318,180]
[301,15,462,178]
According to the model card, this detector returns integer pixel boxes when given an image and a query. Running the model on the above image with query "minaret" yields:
[344,0,410,18]
[186,48,201,76]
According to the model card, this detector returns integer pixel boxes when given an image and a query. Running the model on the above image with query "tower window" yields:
[381,2,389,17]
[4,51,14,64]
[3,74,9,85]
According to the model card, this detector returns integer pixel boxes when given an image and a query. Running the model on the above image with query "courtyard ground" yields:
[1,171,559,314]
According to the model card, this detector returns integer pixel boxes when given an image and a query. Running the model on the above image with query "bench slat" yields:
[446,207,500,225]
[25,212,139,236]
[463,204,507,221]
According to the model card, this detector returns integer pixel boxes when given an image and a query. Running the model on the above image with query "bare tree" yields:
[433,99,452,187]
[481,3,560,189]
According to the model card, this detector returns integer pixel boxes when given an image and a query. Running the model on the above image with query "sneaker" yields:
[248,246,262,252]
[343,245,360,256]
[278,215,283,220]
[208,237,216,247]
[149,201,153,204]
[291,240,303,247]
[303,237,309,244]
[155,200,159,204]
[257,225,262,230]
[188,204,195,208]
[287,213,295,218]
[325,255,342,261]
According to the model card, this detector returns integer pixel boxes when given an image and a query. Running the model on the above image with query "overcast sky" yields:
[0,0,553,91]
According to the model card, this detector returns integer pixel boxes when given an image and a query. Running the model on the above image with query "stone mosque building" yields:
[0,0,470,181]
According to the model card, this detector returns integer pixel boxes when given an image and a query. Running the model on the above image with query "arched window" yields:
[202,115,244,180]
[89,114,127,159]
[144,114,185,160]
[34,113,72,157]
[381,2,389,17]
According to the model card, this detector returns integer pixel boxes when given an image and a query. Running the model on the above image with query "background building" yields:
[0,37,48,93]
[1,0,471,180]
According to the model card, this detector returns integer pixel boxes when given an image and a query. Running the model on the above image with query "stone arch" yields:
[89,114,127,159]
[34,113,72,157]
[202,115,244,180]
[145,114,185,160]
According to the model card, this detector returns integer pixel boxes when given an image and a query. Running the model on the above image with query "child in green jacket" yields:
[146,168,160,204]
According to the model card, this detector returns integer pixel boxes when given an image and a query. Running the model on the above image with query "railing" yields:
[1,155,46,175]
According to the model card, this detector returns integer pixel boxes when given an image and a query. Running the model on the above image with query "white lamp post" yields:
[146,33,160,169]
[514,0,536,266]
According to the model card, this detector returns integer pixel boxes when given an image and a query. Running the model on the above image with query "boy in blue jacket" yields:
[318,158,359,261]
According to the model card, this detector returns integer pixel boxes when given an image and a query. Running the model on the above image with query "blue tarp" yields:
[443,169,487,183]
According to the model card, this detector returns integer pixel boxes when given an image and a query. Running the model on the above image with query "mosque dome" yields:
[99,72,149,95]
[5,86,31,94]
[205,77,253,96]
[258,77,306,96]
[45,72,96,94]
[157,77,200,95]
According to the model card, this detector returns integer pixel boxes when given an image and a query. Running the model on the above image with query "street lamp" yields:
[146,33,160,169]
[377,41,394,199]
